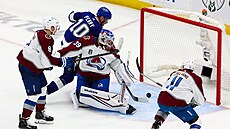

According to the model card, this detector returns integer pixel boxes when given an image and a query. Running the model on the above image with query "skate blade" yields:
[34,119,54,124]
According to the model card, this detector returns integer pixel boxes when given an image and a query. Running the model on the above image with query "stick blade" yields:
[137,98,149,102]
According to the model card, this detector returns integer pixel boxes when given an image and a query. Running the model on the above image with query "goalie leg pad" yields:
[70,88,89,110]
[70,89,80,109]
[80,86,129,114]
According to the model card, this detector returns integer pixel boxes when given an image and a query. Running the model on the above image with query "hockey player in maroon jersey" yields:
[56,29,136,114]
[151,59,205,129]
[17,16,73,129]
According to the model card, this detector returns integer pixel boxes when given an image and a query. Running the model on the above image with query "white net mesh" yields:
[141,7,230,105]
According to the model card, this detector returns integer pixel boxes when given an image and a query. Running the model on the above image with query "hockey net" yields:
[140,7,230,105]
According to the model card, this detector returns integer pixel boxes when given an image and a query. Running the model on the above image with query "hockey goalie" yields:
[57,29,136,115]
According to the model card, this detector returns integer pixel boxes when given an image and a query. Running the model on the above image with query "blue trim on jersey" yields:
[25,99,36,106]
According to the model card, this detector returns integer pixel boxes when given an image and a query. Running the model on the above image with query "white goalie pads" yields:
[79,86,129,114]
[110,59,134,86]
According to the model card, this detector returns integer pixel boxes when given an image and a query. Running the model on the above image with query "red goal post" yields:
[140,7,230,105]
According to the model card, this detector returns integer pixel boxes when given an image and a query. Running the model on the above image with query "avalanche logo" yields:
[86,57,106,70]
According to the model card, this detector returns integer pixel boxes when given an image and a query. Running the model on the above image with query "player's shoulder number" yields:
[73,41,82,48]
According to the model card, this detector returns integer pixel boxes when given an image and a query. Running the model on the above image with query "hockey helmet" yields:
[96,7,112,20]
[181,59,195,71]
[98,29,115,50]
[43,16,60,34]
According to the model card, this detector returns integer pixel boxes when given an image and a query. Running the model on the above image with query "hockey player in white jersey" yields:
[56,29,136,114]
[17,17,74,129]
[151,59,206,129]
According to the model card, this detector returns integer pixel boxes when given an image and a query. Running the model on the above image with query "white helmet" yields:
[182,59,195,71]
[98,29,115,50]
[43,16,60,34]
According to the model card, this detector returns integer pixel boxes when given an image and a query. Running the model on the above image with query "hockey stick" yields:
[136,57,163,87]
[74,49,119,62]
[125,51,138,80]
[125,85,149,102]
[74,37,124,62]
[120,80,149,103]
[119,53,148,102]
[118,73,149,102]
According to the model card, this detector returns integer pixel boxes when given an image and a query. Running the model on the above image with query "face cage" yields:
[100,37,114,50]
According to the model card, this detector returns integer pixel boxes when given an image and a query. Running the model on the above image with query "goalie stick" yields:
[120,80,149,103]
[136,57,163,87]
[74,37,124,62]
[119,81,126,103]
[125,84,149,102]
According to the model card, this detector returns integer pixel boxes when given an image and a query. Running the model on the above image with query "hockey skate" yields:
[18,114,37,129]
[34,110,54,124]
[126,105,137,115]
[151,120,162,129]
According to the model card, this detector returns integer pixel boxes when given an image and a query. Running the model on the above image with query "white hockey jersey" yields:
[159,69,205,106]
[17,30,60,74]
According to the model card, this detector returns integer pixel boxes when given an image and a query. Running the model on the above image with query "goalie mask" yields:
[181,59,195,71]
[43,16,60,35]
[98,29,115,50]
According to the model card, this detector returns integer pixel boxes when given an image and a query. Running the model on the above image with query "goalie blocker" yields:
[70,86,137,115]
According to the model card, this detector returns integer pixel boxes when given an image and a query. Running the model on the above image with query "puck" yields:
[146,93,151,98]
